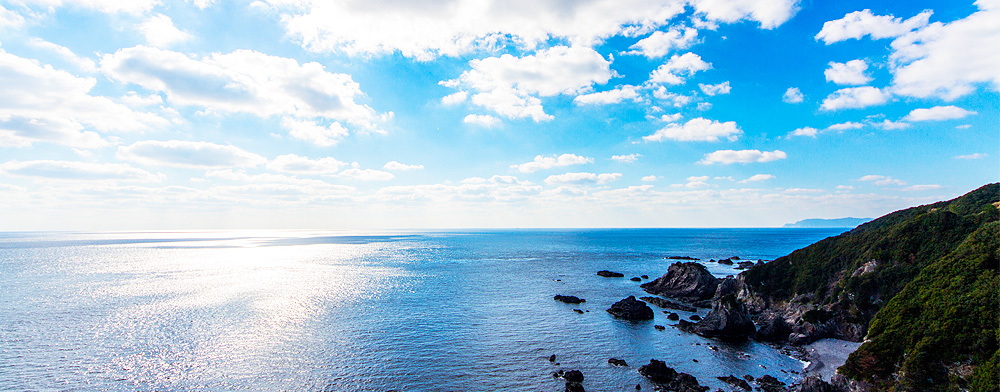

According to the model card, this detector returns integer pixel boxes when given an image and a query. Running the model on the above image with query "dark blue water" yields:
[0,229,845,391]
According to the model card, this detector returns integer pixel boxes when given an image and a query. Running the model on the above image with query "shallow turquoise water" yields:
[0,228,845,391]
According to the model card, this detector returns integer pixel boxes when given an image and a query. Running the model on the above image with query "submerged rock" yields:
[639,296,698,312]
[677,294,755,339]
[597,270,625,278]
[668,256,701,260]
[638,359,708,392]
[554,295,586,304]
[607,296,654,320]
[641,262,719,301]
[631,277,642,282]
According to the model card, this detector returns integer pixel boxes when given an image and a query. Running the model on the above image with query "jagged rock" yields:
[717,375,752,391]
[754,312,791,342]
[667,312,680,321]
[718,258,734,265]
[730,256,741,260]
[597,270,625,278]
[554,295,585,304]
[641,275,649,279]
[563,370,584,383]
[639,296,697,312]
[795,375,839,392]
[757,375,787,392]
[607,296,654,320]
[736,261,755,269]
[565,382,585,392]
[549,354,556,362]
[631,277,642,282]
[677,294,756,339]
[573,309,584,314]
[641,262,719,301]
[638,359,709,392]
[691,299,713,308]
[608,358,628,367]
[690,315,702,321]
[654,325,665,330]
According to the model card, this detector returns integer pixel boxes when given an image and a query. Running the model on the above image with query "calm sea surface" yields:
[0,229,846,391]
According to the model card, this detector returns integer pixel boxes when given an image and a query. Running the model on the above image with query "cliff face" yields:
[737,184,999,390]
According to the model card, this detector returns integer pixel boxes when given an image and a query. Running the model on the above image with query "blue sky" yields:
[0,0,996,230]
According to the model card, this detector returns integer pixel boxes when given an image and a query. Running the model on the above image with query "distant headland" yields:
[782,217,871,228]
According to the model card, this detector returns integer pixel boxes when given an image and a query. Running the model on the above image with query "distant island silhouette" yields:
[782,217,871,228]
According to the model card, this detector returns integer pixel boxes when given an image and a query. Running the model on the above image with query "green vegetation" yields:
[742,183,999,390]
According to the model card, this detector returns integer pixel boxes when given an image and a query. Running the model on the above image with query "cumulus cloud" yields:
[824,59,872,85]
[281,117,350,146]
[652,88,694,107]
[816,9,932,44]
[740,174,774,183]
[698,149,787,164]
[544,172,622,185]
[902,105,976,121]
[138,14,192,48]
[445,46,612,121]
[820,86,890,110]
[0,160,161,182]
[27,38,97,72]
[873,119,910,130]
[641,175,658,182]
[827,121,864,130]
[338,167,395,181]
[0,48,166,148]
[118,140,267,169]
[511,153,593,173]
[783,87,804,103]
[682,175,710,188]
[19,0,159,15]
[384,161,424,171]
[954,153,986,160]
[266,154,347,174]
[463,114,501,127]
[101,46,382,129]
[643,117,741,142]
[627,27,698,58]
[688,0,801,29]
[698,81,731,95]
[648,52,711,85]
[442,91,468,105]
[0,4,25,28]
[574,85,641,105]
[787,127,818,138]
[858,174,906,186]
[611,154,641,163]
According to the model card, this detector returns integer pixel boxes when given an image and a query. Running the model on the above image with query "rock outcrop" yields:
[639,296,697,312]
[676,294,755,339]
[638,359,708,392]
[640,262,719,301]
[597,270,624,278]
[794,375,840,392]
[554,295,585,304]
[754,311,791,342]
[717,375,752,391]
[608,358,628,367]
[607,296,654,320]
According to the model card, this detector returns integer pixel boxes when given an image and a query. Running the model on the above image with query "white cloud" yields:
[544,172,622,185]
[787,126,817,138]
[118,140,267,169]
[463,114,501,127]
[890,4,999,100]
[902,105,976,121]
[0,48,166,146]
[683,175,711,188]
[266,154,347,175]
[446,46,612,121]
[820,86,890,110]
[698,81,731,95]
[954,153,986,160]
[836,185,854,190]
[648,52,711,85]
[740,174,774,183]
[281,117,349,146]
[641,175,658,182]
[574,85,641,105]
[824,59,872,85]
[384,161,424,171]
[652,87,694,107]
[138,14,192,48]
[956,124,971,129]
[0,160,160,182]
[698,149,787,164]
[338,167,394,181]
[511,153,593,173]
[900,184,944,191]
[643,117,742,142]
[0,4,25,28]
[858,174,906,186]
[689,0,800,29]
[611,154,641,163]
[827,121,864,130]
[816,9,932,44]
[19,0,159,15]
[782,87,804,103]
[119,91,163,107]
[442,91,468,105]
[101,46,381,128]
[874,119,910,130]
[659,113,683,122]
[27,38,97,73]
[627,27,698,58]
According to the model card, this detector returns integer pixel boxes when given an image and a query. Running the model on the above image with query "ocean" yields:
[0,228,847,391]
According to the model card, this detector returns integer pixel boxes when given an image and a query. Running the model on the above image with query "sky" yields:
[0,0,996,230]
